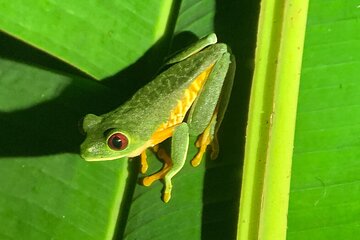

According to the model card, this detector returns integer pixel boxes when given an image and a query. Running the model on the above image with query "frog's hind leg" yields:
[208,54,236,160]
[188,52,236,167]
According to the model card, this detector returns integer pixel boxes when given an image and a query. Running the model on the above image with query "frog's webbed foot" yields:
[191,112,218,167]
[191,128,212,167]
[141,148,172,187]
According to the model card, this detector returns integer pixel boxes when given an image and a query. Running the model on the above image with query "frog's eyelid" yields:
[103,128,116,138]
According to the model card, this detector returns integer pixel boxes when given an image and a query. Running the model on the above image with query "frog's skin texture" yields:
[80,33,236,202]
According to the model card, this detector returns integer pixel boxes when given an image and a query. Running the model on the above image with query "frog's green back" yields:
[101,43,228,141]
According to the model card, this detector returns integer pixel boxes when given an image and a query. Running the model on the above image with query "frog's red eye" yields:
[108,133,128,150]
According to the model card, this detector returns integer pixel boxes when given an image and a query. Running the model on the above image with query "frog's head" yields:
[80,114,145,161]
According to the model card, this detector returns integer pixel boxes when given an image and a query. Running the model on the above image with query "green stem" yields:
[237,0,309,239]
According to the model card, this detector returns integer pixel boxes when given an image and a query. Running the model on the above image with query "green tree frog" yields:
[80,33,235,202]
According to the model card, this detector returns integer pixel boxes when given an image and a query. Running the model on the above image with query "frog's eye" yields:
[108,133,128,150]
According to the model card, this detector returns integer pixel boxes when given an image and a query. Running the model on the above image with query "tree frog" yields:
[80,33,235,202]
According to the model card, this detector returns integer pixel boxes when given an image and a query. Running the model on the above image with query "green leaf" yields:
[288,0,360,239]
[0,53,129,239]
[0,1,253,240]
[0,1,172,79]
[237,0,308,239]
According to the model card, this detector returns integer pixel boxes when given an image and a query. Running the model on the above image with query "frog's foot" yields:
[141,148,173,187]
[191,128,211,167]
[191,113,219,167]
[140,145,161,174]
[162,175,173,203]
[191,106,219,167]
[140,150,148,174]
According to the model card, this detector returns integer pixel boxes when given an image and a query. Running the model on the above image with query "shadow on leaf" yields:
[0,32,170,158]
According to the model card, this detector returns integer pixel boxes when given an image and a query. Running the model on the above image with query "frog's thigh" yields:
[209,54,236,159]
[188,52,232,135]
[162,123,189,203]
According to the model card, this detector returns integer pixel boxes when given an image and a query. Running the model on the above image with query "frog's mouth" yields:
[80,153,120,161]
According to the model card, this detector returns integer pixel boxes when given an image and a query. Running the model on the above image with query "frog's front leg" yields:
[141,123,189,202]
[162,123,189,202]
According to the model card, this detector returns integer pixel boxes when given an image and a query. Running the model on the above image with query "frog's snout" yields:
[80,141,97,161]
[80,140,110,161]
[80,143,91,160]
